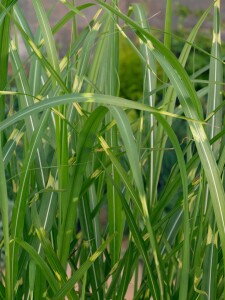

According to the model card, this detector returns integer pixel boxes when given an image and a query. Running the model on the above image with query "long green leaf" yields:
[0,93,204,133]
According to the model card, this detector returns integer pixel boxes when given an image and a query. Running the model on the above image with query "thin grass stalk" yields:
[103,8,123,266]
[72,0,78,42]
[0,136,11,300]
[164,0,172,50]
[133,4,157,208]
[0,0,12,124]
[206,0,222,155]
[163,0,172,87]
[63,0,77,92]
[29,47,42,97]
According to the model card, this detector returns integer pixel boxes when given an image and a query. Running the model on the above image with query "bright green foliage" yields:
[0,1,224,299]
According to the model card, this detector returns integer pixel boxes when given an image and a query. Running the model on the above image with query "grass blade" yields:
[0,136,11,300]
[0,0,13,125]
[0,92,204,133]
[133,4,157,207]
[32,0,60,77]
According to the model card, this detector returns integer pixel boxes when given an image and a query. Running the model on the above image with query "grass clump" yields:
[0,1,225,299]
